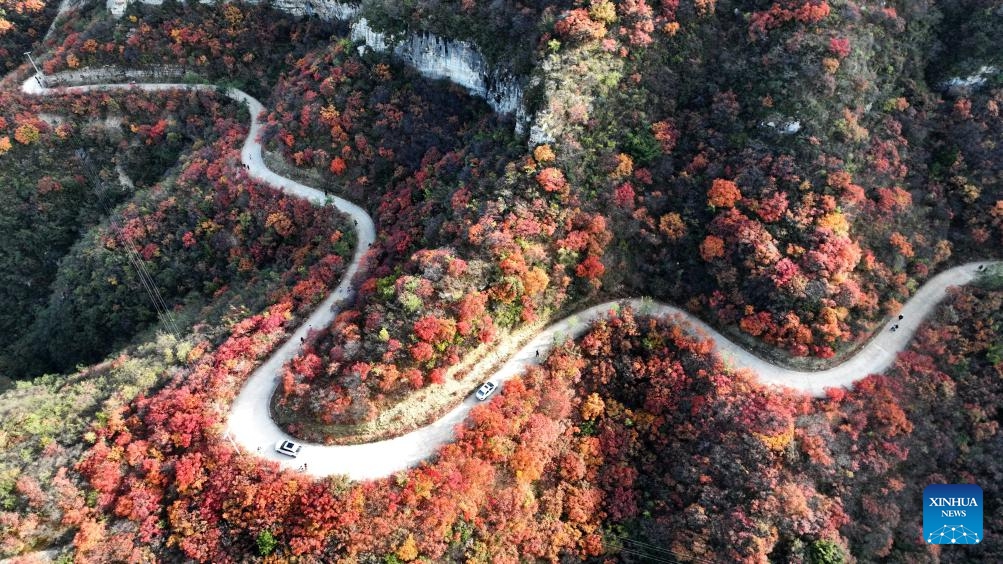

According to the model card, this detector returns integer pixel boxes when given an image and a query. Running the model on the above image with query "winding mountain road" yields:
[20,71,1000,481]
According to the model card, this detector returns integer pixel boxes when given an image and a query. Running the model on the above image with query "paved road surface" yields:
[21,71,1001,481]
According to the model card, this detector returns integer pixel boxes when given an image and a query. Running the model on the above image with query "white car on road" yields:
[275,440,303,457]
[475,381,498,401]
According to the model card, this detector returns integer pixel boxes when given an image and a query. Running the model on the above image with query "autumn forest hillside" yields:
[0,0,1002,561]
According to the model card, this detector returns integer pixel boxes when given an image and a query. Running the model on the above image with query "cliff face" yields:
[268,0,359,21]
[106,0,526,129]
[351,19,525,121]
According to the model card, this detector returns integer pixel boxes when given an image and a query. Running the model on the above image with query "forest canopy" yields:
[0,0,1001,561]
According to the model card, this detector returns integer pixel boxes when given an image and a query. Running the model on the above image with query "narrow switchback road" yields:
[21,71,1001,481]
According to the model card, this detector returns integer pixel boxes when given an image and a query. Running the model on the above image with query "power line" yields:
[112,207,183,338]
[617,546,682,564]
[73,149,183,343]
[611,532,718,564]
[120,235,183,338]
[617,535,693,558]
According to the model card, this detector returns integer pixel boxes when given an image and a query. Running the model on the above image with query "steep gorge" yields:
[104,0,528,126]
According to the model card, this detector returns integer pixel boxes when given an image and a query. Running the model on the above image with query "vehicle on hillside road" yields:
[275,440,303,457]
[475,381,498,401]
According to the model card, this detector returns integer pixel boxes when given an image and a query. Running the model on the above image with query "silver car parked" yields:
[275,440,303,457]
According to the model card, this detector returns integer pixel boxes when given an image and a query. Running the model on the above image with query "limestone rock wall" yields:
[105,0,526,130]
[267,0,359,21]
[351,19,525,121]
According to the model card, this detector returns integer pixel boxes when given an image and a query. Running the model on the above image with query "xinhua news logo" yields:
[923,484,983,545]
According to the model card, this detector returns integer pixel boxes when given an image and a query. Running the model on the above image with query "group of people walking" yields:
[888,263,991,331]
[890,314,904,332]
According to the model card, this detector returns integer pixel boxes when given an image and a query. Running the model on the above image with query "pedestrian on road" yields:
[535,350,539,357]
[898,314,903,320]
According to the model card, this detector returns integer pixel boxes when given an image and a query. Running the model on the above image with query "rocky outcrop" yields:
[351,19,525,123]
[106,0,129,16]
[105,0,526,130]
[943,65,1000,97]
[268,0,358,21]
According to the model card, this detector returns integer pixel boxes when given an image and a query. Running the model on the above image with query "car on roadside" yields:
[275,440,303,457]
[475,381,498,401]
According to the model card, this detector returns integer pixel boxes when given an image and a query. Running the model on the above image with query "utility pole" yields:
[24,51,46,88]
